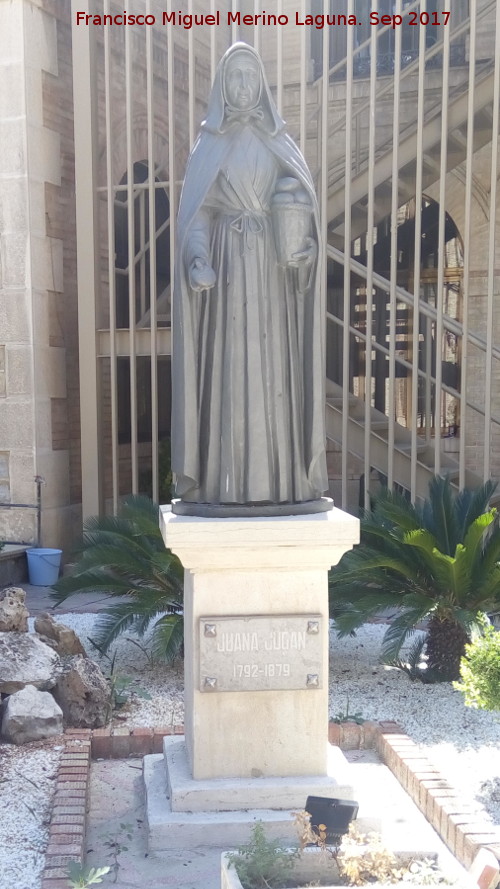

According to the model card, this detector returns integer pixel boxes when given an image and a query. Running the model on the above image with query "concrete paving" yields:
[14,582,120,617]
[85,750,471,889]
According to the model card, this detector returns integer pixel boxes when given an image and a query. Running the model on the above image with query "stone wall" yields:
[0,0,80,550]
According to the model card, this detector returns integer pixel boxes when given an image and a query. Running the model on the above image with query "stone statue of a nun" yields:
[171,43,331,517]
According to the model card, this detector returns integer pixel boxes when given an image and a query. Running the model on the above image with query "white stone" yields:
[1,684,63,745]
[34,612,86,657]
[160,505,360,572]
[0,586,29,632]
[160,507,359,781]
[162,736,354,814]
[144,753,312,852]
[52,655,110,728]
[0,632,61,694]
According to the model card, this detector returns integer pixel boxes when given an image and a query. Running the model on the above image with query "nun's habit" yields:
[171,43,328,512]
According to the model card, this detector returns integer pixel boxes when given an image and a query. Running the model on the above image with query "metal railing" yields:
[71,0,500,514]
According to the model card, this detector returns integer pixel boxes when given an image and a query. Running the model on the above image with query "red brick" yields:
[91,732,113,759]
[378,721,403,733]
[65,729,91,739]
[111,727,132,758]
[60,754,90,765]
[51,804,86,819]
[174,724,184,735]
[56,779,87,790]
[43,866,77,879]
[49,826,84,839]
[41,880,69,889]
[361,721,379,749]
[92,726,112,737]
[65,740,91,750]
[58,759,88,775]
[453,822,498,863]
[340,721,362,750]
[328,722,341,746]
[418,778,451,814]
[426,790,457,830]
[129,727,153,756]
[463,831,500,869]
[47,831,82,844]
[153,727,173,753]
[50,813,85,826]
[46,842,83,857]
[53,789,87,803]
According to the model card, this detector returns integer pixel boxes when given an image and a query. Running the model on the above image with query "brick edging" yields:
[40,721,500,887]
[41,731,92,889]
[375,728,500,879]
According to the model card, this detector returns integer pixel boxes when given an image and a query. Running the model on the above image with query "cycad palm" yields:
[51,495,184,662]
[329,477,500,680]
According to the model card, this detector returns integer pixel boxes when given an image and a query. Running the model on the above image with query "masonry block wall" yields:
[0,0,80,550]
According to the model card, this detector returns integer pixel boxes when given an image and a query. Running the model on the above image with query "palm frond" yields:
[382,635,427,680]
[371,488,422,534]
[91,604,147,650]
[50,495,184,660]
[380,608,428,661]
[424,476,460,555]
[150,613,184,663]
[455,480,498,538]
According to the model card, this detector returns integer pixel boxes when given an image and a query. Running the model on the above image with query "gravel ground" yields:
[58,614,500,824]
[0,740,62,889]
[1,614,499,889]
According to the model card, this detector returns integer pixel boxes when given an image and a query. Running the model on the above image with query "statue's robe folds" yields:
[171,45,328,508]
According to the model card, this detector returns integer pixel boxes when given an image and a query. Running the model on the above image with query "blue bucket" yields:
[26,548,62,586]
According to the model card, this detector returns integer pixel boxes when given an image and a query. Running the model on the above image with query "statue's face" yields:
[224,53,261,110]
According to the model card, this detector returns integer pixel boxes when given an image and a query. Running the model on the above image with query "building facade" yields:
[0,0,499,549]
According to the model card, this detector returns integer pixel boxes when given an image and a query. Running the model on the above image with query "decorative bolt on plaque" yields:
[204,623,217,637]
[306,674,320,688]
[204,677,218,690]
[307,620,320,634]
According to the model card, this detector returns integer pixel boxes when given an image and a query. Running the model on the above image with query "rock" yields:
[0,587,29,633]
[34,612,87,657]
[52,655,111,728]
[1,684,63,744]
[0,633,62,694]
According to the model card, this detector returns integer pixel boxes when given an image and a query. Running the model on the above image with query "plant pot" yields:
[221,848,473,889]
[221,847,341,889]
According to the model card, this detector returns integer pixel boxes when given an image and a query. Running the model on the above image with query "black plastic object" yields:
[305,796,359,845]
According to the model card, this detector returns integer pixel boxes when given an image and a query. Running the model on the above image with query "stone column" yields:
[161,505,359,781]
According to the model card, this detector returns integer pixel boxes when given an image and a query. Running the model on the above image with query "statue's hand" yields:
[290,236,317,267]
[189,258,216,292]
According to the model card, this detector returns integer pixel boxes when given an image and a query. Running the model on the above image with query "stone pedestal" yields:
[144,506,360,850]
[161,505,359,780]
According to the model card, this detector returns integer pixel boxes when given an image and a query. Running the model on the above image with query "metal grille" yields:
[72,0,500,515]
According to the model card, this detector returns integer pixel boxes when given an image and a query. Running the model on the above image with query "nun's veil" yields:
[202,42,285,136]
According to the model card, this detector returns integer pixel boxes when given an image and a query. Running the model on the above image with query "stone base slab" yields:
[163,736,355,813]
[144,753,377,853]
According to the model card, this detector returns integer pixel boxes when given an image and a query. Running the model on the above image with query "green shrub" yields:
[329,476,500,681]
[454,621,500,710]
[51,495,183,662]
[226,822,299,889]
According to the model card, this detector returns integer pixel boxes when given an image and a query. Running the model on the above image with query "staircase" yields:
[305,0,500,505]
